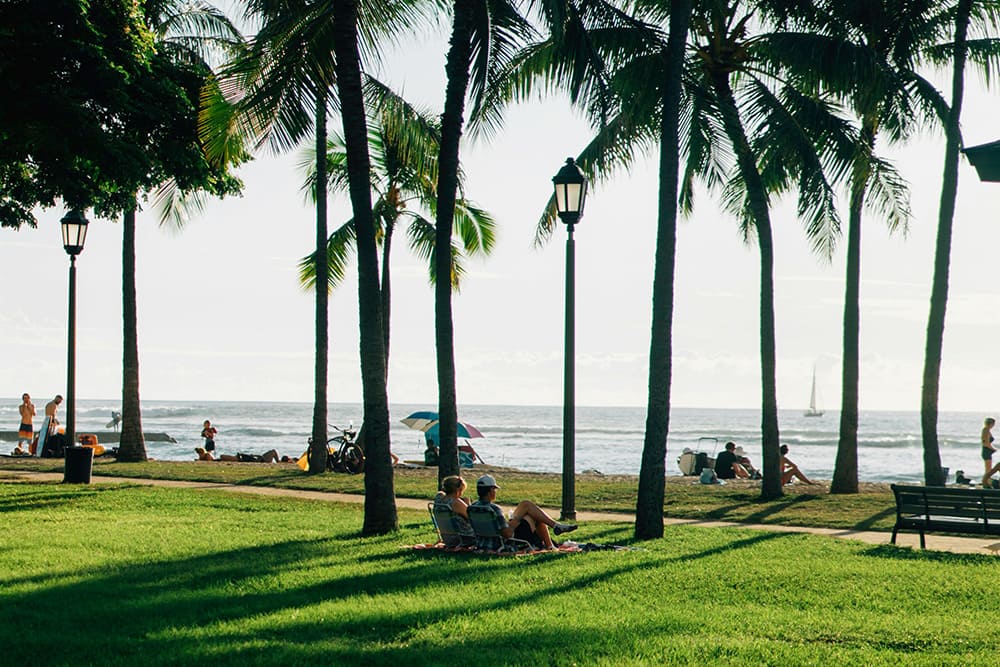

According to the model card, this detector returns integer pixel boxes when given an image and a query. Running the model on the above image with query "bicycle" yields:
[307,425,365,474]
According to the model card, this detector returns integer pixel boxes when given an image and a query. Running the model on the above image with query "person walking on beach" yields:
[44,395,62,433]
[982,417,999,488]
[14,393,35,454]
[780,445,814,485]
[201,420,217,452]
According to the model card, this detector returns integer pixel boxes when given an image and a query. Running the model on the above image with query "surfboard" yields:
[34,417,50,457]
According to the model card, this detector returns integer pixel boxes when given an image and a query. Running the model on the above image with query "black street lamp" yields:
[61,209,89,447]
[552,158,588,521]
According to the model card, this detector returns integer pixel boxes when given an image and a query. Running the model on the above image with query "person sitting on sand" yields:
[433,475,476,547]
[714,441,750,480]
[195,447,237,462]
[470,474,577,550]
[734,446,761,479]
[780,444,814,485]
[424,438,439,466]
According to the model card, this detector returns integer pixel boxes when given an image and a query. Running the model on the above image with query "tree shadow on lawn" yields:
[0,482,132,514]
[1,526,787,664]
[861,543,996,564]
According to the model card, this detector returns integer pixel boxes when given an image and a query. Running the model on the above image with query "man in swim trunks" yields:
[16,393,35,453]
[44,395,63,431]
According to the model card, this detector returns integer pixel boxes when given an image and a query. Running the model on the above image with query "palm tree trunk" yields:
[711,72,781,499]
[381,220,393,375]
[922,0,972,487]
[434,0,473,484]
[332,0,397,534]
[309,91,330,474]
[831,123,876,494]
[118,203,146,462]
[635,0,691,541]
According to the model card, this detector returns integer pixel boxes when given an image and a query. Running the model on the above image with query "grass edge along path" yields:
[2,480,999,666]
[4,467,998,554]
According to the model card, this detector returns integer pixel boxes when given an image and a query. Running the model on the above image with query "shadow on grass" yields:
[861,543,996,564]
[850,506,895,531]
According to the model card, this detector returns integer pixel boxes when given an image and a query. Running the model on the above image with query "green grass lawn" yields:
[0,458,897,531]
[2,480,998,665]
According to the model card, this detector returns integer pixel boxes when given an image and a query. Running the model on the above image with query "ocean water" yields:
[1,399,989,484]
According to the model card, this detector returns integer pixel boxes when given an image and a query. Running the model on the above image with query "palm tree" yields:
[771,0,943,493]
[207,0,427,473]
[682,0,856,499]
[433,0,535,482]
[634,0,692,540]
[297,82,496,377]
[921,0,1000,485]
[117,0,244,462]
[329,0,396,534]
[505,0,849,506]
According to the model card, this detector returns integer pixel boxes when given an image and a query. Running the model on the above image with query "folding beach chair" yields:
[428,502,475,550]
[466,504,535,554]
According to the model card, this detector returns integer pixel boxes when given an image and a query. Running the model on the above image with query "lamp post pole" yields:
[562,220,576,520]
[61,210,89,447]
[66,253,78,445]
[552,158,587,522]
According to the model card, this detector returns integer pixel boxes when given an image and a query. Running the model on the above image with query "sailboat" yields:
[804,366,823,417]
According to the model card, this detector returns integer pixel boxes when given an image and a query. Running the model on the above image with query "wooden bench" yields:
[891,483,1000,549]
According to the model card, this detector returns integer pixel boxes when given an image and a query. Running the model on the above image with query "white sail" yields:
[804,366,823,417]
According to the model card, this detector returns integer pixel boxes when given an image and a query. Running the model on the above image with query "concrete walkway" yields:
[5,470,999,556]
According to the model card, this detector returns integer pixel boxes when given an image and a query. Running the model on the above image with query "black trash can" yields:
[64,446,94,484]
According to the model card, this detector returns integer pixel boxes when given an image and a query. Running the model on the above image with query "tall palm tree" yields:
[772,0,942,493]
[433,0,535,482]
[117,0,244,462]
[683,0,854,499]
[635,0,692,540]
[297,82,496,377]
[921,0,1000,485]
[330,0,396,535]
[505,0,849,505]
[207,0,426,473]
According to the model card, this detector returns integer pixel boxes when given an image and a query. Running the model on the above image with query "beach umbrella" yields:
[400,411,485,439]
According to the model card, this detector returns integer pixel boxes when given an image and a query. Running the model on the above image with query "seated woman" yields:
[471,474,576,550]
[780,444,815,484]
[433,475,476,547]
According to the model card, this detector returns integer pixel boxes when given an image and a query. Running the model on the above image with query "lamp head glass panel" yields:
[61,209,89,256]
[552,158,588,224]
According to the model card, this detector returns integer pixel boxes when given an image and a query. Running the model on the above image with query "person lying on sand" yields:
[195,447,237,462]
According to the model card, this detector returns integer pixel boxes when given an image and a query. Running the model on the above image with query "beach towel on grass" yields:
[406,542,583,556]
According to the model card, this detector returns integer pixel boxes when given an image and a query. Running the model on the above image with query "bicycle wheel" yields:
[342,444,365,474]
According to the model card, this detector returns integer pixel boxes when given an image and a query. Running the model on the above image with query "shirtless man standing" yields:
[45,395,63,432]
[16,393,35,452]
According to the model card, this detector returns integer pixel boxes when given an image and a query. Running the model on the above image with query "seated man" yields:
[424,438,439,466]
[470,474,577,550]
[714,441,750,480]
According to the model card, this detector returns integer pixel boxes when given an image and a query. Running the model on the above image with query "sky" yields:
[4,28,1000,412]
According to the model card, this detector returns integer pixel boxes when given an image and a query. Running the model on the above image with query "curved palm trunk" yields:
[332,0,396,534]
[922,0,972,487]
[309,92,330,474]
[635,0,691,541]
[711,72,782,499]
[831,123,876,494]
[434,0,474,484]
[118,204,146,462]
